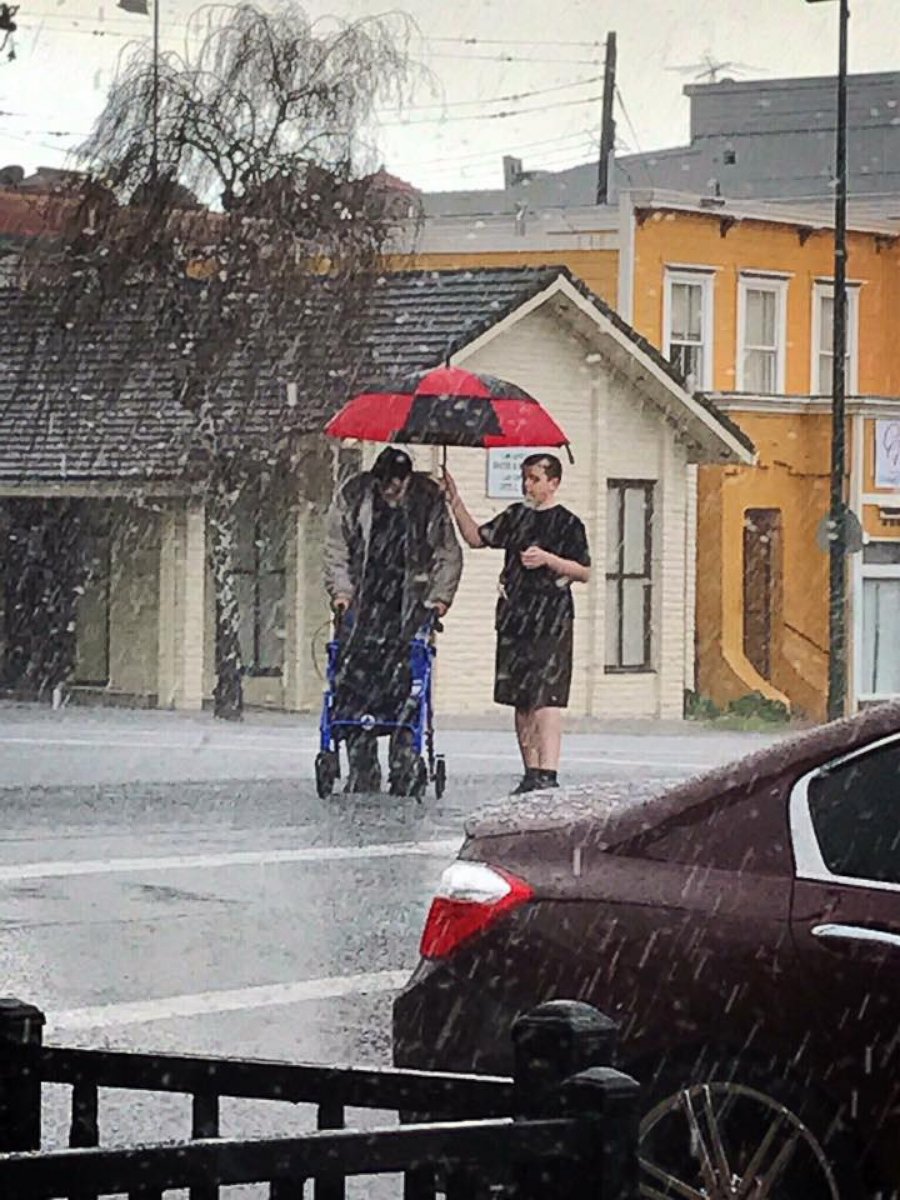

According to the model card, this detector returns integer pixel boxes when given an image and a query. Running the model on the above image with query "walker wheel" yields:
[315,750,339,799]
[434,755,447,800]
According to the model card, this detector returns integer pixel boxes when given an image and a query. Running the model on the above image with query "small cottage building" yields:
[0,266,752,719]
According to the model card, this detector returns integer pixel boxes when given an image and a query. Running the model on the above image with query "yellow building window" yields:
[812,282,859,396]
[738,276,787,394]
[664,269,714,391]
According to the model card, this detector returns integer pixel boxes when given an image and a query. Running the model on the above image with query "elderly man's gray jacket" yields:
[324,471,463,625]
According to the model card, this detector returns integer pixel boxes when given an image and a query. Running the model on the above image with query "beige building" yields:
[0,266,752,720]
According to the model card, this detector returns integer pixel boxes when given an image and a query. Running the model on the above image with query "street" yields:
[0,703,779,1157]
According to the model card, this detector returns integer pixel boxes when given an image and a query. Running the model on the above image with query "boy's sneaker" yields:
[536,769,560,789]
[511,768,541,795]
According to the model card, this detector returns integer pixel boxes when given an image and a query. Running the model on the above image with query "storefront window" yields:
[861,541,900,697]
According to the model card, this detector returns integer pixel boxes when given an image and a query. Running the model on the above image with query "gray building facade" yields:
[424,71,900,217]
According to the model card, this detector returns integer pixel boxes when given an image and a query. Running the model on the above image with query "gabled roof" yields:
[432,265,755,464]
[0,265,751,484]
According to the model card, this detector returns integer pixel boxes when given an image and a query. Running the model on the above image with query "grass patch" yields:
[684,690,793,730]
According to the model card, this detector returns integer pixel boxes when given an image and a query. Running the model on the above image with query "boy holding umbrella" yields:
[444,454,591,794]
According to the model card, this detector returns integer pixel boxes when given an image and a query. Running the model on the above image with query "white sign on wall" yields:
[875,419,900,489]
[485,447,558,499]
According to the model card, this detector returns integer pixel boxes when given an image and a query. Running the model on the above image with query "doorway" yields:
[743,508,782,681]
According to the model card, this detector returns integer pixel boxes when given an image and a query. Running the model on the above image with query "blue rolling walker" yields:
[315,610,446,800]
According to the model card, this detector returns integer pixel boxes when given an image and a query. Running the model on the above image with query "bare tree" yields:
[26,3,419,719]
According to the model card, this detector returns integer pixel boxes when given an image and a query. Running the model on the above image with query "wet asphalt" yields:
[0,703,779,1183]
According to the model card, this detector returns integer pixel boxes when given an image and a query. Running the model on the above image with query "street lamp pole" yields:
[808,0,850,720]
[827,0,850,721]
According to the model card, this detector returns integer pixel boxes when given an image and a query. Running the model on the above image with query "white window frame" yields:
[663,267,715,391]
[736,273,788,394]
[811,280,860,396]
[857,543,900,702]
[605,480,655,673]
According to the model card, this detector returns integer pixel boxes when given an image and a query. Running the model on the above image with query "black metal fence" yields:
[0,996,639,1199]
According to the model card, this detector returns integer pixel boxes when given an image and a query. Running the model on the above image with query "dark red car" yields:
[393,704,900,1199]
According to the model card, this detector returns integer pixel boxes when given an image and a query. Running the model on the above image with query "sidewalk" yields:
[0,698,767,738]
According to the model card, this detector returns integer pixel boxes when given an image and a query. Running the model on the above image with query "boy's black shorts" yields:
[494,622,574,709]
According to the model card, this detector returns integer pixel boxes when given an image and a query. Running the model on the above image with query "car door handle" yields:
[812,923,900,951]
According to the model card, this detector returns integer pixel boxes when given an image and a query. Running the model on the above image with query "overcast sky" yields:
[3,0,900,193]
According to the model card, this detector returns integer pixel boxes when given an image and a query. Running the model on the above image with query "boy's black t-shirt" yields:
[479,502,590,638]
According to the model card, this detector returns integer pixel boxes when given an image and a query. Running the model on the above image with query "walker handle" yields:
[423,605,444,635]
[331,601,352,638]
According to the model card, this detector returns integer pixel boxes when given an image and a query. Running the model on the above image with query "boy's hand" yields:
[521,545,550,570]
[441,469,460,505]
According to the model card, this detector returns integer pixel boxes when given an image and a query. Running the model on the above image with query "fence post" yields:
[512,1000,618,1119]
[511,1001,622,1199]
[0,998,45,1152]
[559,1067,641,1200]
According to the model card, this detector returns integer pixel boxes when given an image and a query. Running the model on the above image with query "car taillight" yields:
[420,861,534,960]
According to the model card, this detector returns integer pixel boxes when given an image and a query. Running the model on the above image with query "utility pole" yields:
[827,0,850,720]
[806,0,850,720]
[151,0,159,184]
[596,31,617,205]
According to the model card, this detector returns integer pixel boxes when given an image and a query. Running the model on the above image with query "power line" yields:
[7,126,87,136]
[381,92,602,127]
[395,73,604,112]
[426,36,605,48]
[429,51,600,66]
[411,131,599,176]
[18,19,147,38]
[0,128,81,152]
[24,6,190,28]
[19,13,602,60]
[614,85,655,186]
[21,14,605,46]
[390,129,596,169]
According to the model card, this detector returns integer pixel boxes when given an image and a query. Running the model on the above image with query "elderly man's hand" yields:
[333,594,352,614]
[430,601,449,618]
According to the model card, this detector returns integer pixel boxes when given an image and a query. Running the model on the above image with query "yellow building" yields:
[410,190,900,718]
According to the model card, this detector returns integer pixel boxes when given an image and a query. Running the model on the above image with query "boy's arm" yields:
[443,470,486,549]
[520,546,591,583]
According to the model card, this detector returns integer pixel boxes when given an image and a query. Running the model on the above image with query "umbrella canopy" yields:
[325,365,570,450]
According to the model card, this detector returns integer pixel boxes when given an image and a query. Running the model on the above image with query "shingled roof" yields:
[0,265,750,483]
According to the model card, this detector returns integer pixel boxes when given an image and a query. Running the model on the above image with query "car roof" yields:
[464,701,900,848]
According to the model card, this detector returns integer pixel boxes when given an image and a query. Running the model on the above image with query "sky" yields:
[3,0,900,193]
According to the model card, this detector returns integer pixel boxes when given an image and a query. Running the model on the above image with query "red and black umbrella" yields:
[325,364,570,455]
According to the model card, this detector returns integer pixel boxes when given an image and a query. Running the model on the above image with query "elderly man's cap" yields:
[372,446,413,483]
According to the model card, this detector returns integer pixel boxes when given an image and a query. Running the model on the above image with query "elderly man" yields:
[324,446,462,793]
